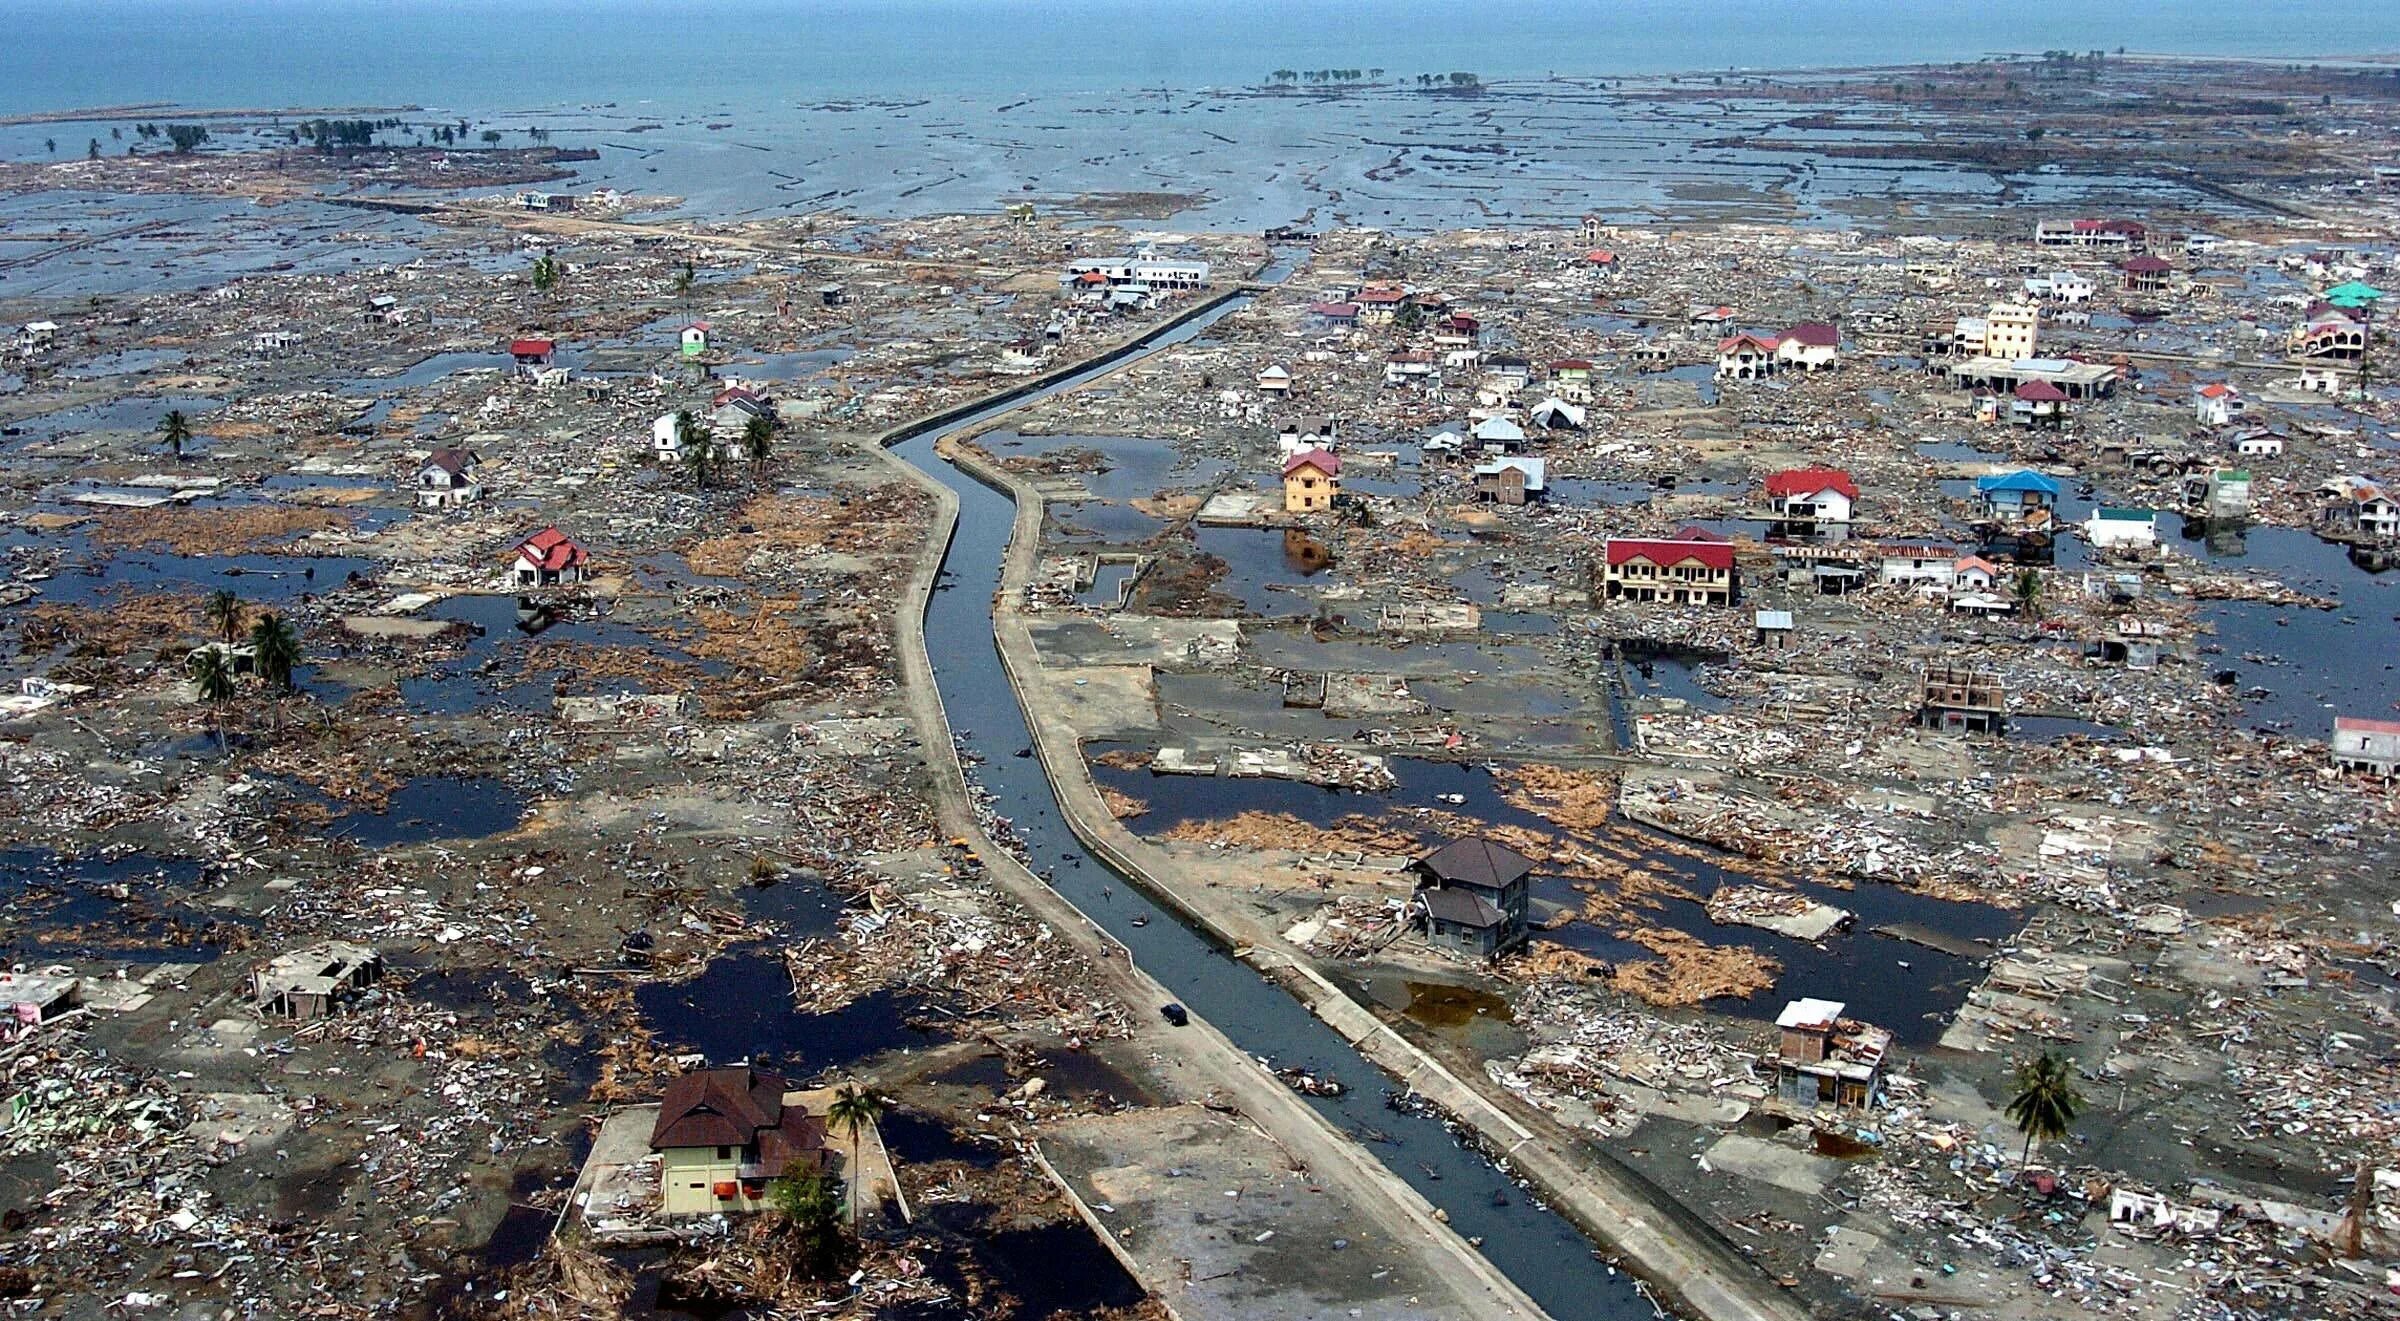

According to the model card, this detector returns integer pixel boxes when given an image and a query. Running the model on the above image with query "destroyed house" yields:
[650,1067,830,1215]
[417,447,481,508]
[1412,837,1534,958]
[2331,716,2400,778]
[2034,218,2146,250]
[1917,664,2007,735]
[2317,476,2400,543]
[1770,998,1888,1113]
[1602,534,1737,607]
[252,942,383,1021]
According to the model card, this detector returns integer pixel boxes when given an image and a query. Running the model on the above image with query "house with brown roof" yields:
[1412,837,1534,959]
[1774,322,1841,371]
[651,1066,830,1215]
[417,447,482,509]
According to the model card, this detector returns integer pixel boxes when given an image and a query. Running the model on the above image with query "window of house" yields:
[717,1145,731,1160]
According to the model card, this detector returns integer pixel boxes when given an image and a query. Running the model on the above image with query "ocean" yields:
[1,0,2395,114]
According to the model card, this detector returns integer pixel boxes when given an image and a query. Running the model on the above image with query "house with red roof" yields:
[1717,333,1779,380]
[2194,381,2245,427]
[511,526,590,588]
[2332,716,2400,777]
[1601,533,1738,606]
[1774,322,1841,372]
[1764,468,1858,526]
[2011,379,2070,428]
[1282,449,1341,514]
[508,337,555,373]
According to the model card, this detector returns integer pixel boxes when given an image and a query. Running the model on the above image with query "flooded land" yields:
[0,42,2398,1321]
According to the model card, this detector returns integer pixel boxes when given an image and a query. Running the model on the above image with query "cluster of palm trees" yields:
[673,408,775,491]
[1266,68,1382,87]
[186,589,303,748]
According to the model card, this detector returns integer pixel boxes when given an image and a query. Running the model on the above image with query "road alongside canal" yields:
[862,291,1796,1320]
[864,301,1565,1320]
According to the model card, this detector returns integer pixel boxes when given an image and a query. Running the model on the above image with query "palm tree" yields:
[203,589,245,645]
[825,1084,883,1228]
[531,252,559,296]
[249,613,299,691]
[2012,568,2042,618]
[740,413,774,468]
[672,259,696,301]
[159,409,191,460]
[187,647,235,751]
[674,409,711,489]
[2004,1050,2082,1169]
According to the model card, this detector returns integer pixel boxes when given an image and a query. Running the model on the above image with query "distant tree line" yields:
[126,122,211,153]
[285,118,408,151]
[1263,69,1478,91]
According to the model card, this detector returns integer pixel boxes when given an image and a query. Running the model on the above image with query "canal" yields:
[888,301,1660,1319]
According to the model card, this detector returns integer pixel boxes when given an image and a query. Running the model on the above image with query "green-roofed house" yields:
[2181,468,2253,520]
[2326,280,2385,310]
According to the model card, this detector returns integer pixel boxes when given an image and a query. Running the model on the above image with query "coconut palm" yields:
[187,646,235,750]
[825,1083,883,1228]
[740,413,774,468]
[203,588,245,645]
[2012,568,2041,618]
[159,409,191,460]
[674,409,711,489]
[672,259,696,301]
[249,612,300,691]
[530,252,560,296]
[2004,1049,2082,1169]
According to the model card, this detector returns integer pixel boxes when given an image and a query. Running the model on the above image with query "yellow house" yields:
[650,1066,829,1216]
[1984,302,2039,361]
[1282,449,1341,514]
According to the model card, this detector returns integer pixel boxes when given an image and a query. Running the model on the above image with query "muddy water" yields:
[890,300,1656,1319]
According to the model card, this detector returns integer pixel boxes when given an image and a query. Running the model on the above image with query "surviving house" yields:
[1472,415,1528,452]
[1355,286,1410,325]
[2121,254,2174,295]
[680,324,709,358]
[1601,532,1738,606]
[2084,506,2158,552]
[2231,427,2285,458]
[1768,998,1889,1114]
[1877,544,1962,589]
[1256,365,1292,395]
[2317,476,2400,543]
[1976,469,2062,523]
[417,447,482,509]
[509,337,556,373]
[1383,350,1436,388]
[253,942,383,1021]
[1308,301,1360,330]
[1472,456,1547,505]
[2034,217,2147,251]
[2331,716,2400,777]
[1764,467,1858,528]
[2010,379,2070,428]
[1917,664,2008,735]
[2194,382,2244,427]
[651,1066,831,1216]
[1412,837,1534,959]
[1952,555,2001,592]
[1774,322,1841,371]
[1432,313,1481,350]
[1277,416,1338,454]
[1716,333,1779,380]
[1549,359,1594,399]
[512,526,591,588]
[1983,302,2040,361]
[1282,449,1340,514]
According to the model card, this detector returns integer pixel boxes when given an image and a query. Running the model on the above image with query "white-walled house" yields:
[2194,382,2244,427]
